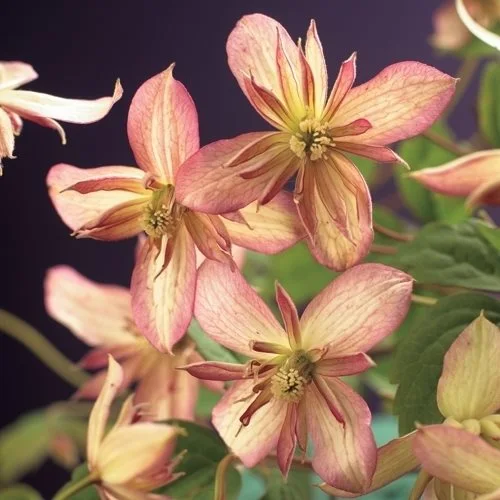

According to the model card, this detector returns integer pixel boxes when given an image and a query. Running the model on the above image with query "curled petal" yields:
[87,355,123,467]
[335,142,408,166]
[275,282,301,347]
[414,425,500,494]
[0,61,38,91]
[456,0,500,50]
[0,108,15,165]
[44,266,136,347]
[305,20,328,116]
[131,227,196,354]
[0,79,122,124]
[180,361,248,381]
[212,379,287,467]
[47,163,147,232]
[316,353,375,378]
[300,263,413,354]
[332,62,456,145]
[467,177,500,208]
[306,378,376,492]
[128,64,199,182]
[330,118,372,138]
[437,313,500,421]
[297,152,373,271]
[223,192,305,254]
[195,260,287,357]
[277,404,298,478]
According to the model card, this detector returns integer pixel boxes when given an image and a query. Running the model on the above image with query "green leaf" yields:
[476,222,500,250]
[68,464,100,500]
[261,468,311,500]
[188,320,240,364]
[479,62,500,147]
[195,387,221,418]
[457,22,500,58]
[160,420,240,500]
[390,220,500,291]
[0,485,43,500]
[349,155,378,186]
[393,293,500,435]
[0,411,50,483]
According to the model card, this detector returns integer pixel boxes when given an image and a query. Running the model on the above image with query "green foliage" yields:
[195,387,221,418]
[350,155,378,186]
[457,22,500,58]
[390,220,500,291]
[68,464,99,500]
[260,468,311,500]
[479,62,500,147]
[160,420,241,500]
[476,222,500,250]
[0,485,43,500]
[393,293,500,435]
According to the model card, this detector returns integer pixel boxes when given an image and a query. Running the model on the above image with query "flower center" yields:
[289,118,332,161]
[444,414,500,441]
[270,350,314,402]
[141,185,185,239]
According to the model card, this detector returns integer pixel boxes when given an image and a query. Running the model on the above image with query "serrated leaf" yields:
[188,320,240,364]
[390,220,500,291]
[261,468,311,500]
[393,293,500,435]
[479,62,500,147]
[0,485,43,500]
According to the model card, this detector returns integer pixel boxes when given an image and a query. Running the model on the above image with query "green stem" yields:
[422,129,472,156]
[411,294,438,306]
[373,222,414,242]
[370,243,398,255]
[53,472,98,500]
[0,309,89,388]
[214,454,235,500]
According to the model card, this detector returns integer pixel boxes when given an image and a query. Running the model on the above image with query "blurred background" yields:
[0,0,479,497]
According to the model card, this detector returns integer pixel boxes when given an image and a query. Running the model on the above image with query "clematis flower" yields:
[85,355,181,499]
[413,425,500,500]
[180,261,413,491]
[175,14,456,271]
[431,0,500,51]
[410,150,500,209]
[47,65,303,354]
[45,265,220,421]
[0,61,122,171]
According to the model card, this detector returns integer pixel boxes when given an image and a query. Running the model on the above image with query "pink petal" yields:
[316,353,375,377]
[334,142,407,165]
[175,132,288,214]
[410,149,500,201]
[227,14,302,114]
[223,192,305,254]
[467,176,500,207]
[47,163,147,232]
[332,62,456,145]
[195,260,287,357]
[275,282,301,347]
[212,379,287,467]
[44,266,137,347]
[276,404,298,478]
[0,108,15,165]
[296,152,373,271]
[131,227,196,354]
[0,79,122,124]
[300,263,413,354]
[79,344,138,370]
[87,356,123,467]
[437,313,500,421]
[305,20,328,116]
[306,377,376,492]
[414,425,500,494]
[180,361,247,381]
[0,61,38,91]
[128,64,199,183]
[321,432,419,497]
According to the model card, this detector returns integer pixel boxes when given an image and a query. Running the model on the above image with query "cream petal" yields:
[0,61,38,91]
[0,108,15,165]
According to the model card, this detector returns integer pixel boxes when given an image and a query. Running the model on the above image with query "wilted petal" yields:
[0,108,15,164]
[305,20,328,116]
[131,227,196,354]
[316,353,375,378]
[212,379,287,467]
[300,263,413,354]
[223,192,305,254]
[87,356,123,467]
[306,378,376,492]
[127,65,199,183]
[195,260,287,357]
[456,0,500,50]
[277,404,298,478]
[297,152,373,271]
[97,423,177,484]
[437,313,500,421]
[0,61,38,91]
[0,80,122,124]
[414,425,500,494]
[176,132,288,214]
[180,361,248,381]
[47,163,147,231]
[332,62,456,145]
[44,265,137,347]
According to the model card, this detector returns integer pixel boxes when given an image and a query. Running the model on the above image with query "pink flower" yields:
[45,265,219,421]
[181,261,413,491]
[0,61,122,171]
[410,150,500,208]
[47,65,303,354]
[86,355,181,499]
[175,14,456,271]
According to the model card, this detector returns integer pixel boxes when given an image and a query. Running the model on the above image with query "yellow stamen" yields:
[289,118,333,161]
[270,350,313,402]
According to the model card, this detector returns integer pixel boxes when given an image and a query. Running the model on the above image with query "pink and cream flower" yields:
[45,265,219,421]
[0,61,122,171]
[47,65,303,354]
[175,14,456,271]
[181,261,413,492]
[411,149,500,208]
[85,355,181,499]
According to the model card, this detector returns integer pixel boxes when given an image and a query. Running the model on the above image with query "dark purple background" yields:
[0,0,471,495]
